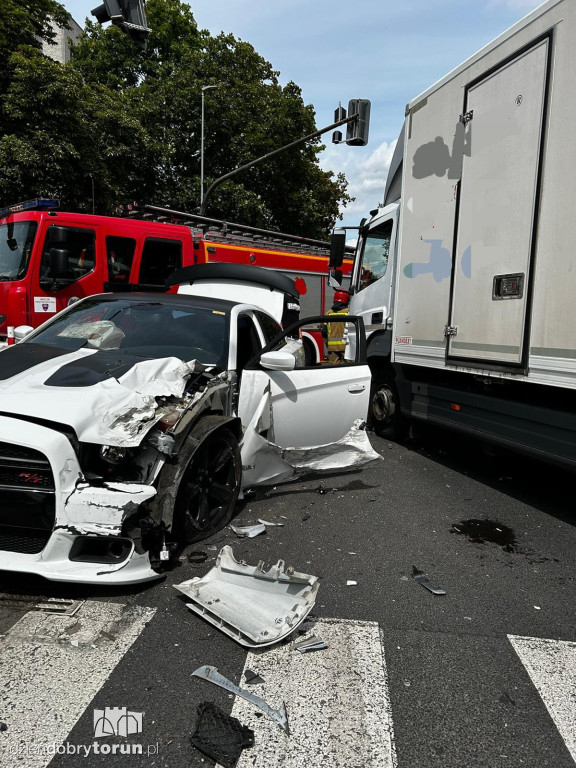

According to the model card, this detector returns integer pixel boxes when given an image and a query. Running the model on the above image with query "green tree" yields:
[0,50,152,210]
[0,0,70,74]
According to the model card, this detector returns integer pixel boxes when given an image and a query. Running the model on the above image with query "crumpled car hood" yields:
[0,343,200,447]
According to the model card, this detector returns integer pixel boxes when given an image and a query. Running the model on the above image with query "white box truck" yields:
[330,0,576,468]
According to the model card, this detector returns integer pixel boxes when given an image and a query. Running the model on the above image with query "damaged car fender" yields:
[150,415,243,543]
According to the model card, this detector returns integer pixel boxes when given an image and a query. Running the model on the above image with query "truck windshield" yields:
[0,221,38,280]
[358,220,392,291]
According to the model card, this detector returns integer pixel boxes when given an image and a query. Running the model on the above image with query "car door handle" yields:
[348,384,366,393]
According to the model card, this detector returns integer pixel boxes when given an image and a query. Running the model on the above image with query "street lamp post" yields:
[200,85,218,207]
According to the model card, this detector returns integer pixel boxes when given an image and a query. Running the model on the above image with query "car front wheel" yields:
[172,428,242,544]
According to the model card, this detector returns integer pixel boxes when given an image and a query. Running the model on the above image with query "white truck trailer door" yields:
[447,39,549,366]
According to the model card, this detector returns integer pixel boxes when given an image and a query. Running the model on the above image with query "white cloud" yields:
[320,139,398,226]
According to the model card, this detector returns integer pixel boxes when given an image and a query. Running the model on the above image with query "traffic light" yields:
[91,0,151,50]
[346,99,371,146]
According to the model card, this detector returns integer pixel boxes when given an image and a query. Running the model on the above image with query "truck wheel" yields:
[171,428,242,544]
[370,373,407,440]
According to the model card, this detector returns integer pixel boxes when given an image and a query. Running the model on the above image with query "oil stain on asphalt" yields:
[450,519,517,553]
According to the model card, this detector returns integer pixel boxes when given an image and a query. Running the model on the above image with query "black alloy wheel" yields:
[173,428,241,543]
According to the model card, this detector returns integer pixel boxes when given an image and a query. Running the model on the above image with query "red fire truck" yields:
[0,199,353,358]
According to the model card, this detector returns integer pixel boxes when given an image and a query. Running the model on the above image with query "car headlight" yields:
[100,445,127,464]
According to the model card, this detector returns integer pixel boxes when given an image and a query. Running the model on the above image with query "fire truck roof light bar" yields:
[0,199,59,218]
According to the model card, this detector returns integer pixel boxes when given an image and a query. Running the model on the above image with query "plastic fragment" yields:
[294,635,328,653]
[244,669,265,685]
[412,566,446,595]
[190,701,254,768]
[175,546,318,648]
[193,665,289,733]
[346,580,357,586]
[257,519,284,527]
[229,523,266,538]
[188,550,208,565]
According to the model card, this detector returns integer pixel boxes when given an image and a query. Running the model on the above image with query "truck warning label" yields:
[394,336,412,345]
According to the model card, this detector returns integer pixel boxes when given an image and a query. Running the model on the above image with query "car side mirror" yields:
[14,325,34,342]
[260,351,296,371]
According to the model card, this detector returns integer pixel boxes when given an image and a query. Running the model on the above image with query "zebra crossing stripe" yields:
[508,634,576,762]
[225,617,397,768]
[0,601,155,768]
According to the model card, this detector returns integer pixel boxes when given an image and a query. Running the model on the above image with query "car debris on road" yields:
[294,635,329,653]
[412,565,446,595]
[192,664,290,734]
[190,700,254,768]
[174,546,319,647]
[229,523,267,538]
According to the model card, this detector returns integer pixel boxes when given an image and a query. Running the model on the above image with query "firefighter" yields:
[325,290,350,364]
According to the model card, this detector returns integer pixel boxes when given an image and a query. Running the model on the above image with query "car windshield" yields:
[26,297,229,367]
[0,221,38,280]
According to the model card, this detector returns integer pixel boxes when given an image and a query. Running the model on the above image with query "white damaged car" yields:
[0,266,378,584]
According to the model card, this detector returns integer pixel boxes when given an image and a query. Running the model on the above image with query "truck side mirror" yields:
[329,228,346,268]
[48,248,70,278]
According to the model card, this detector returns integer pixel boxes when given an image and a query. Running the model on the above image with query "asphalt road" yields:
[1,427,575,768]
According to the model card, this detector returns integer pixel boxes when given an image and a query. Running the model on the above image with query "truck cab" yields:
[348,202,399,349]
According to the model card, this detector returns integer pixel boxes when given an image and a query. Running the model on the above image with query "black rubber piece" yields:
[190,702,254,768]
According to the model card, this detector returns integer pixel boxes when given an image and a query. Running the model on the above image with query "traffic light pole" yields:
[199,112,359,216]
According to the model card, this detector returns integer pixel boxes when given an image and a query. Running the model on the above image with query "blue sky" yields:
[63,0,543,227]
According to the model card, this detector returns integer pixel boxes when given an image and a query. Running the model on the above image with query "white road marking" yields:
[224,617,397,768]
[508,634,576,762]
[0,601,155,767]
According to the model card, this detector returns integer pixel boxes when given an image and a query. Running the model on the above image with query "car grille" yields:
[0,528,52,555]
[0,442,56,554]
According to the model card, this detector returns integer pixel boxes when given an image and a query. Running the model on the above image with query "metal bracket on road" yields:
[192,664,290,734]
[412,566,446,596]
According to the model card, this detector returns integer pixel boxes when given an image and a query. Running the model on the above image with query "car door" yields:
[236,312,377,486]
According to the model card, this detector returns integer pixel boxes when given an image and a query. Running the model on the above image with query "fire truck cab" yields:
[0,199,199,340]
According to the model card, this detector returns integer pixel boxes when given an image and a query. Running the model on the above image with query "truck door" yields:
[30,223,101,328]
[447,39,549,366]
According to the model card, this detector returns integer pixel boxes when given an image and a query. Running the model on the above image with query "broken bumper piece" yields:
[174,546,319,647]
[0,416,160,585]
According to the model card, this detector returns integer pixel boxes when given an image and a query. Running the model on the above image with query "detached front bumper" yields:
[0,416,161,584]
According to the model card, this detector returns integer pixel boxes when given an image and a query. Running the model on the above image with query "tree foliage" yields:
[0,0,351,237]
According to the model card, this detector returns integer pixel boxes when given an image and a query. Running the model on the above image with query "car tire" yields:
[171,428,242,544]
[370,372,408,440]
